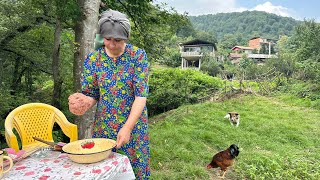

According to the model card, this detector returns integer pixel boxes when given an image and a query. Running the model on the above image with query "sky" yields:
[154,0,319,22]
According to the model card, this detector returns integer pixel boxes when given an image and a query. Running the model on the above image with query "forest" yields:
[0,0,320,179]
[189,10,300,42]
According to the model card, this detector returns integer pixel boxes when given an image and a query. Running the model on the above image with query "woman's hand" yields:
[116,126,132,149]
[68,93,96,115]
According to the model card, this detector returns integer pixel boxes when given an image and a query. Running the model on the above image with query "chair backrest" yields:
[5,103,78,151]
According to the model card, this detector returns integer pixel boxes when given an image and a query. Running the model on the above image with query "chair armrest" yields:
[5,121,20,151]
[53,109,78,142]
[60,122,78,142]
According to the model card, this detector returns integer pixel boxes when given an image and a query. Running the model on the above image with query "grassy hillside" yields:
[149,95,320,179]
[189,11,301,41]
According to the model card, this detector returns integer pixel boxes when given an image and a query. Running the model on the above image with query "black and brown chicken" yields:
[207,144,240,178]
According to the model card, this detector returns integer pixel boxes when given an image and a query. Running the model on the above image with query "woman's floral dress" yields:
[81,44,150,179]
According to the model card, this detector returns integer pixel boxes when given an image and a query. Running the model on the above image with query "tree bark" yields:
[10,56,24,96]
[73,0,101,139]
[26,64,33,97]
[52,17,62,109]
[0,56,3,89]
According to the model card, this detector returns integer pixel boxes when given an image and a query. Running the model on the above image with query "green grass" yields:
[149,95,320,179]
[273,92,320,110]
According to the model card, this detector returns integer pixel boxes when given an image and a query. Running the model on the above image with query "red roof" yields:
[231,46,254,51]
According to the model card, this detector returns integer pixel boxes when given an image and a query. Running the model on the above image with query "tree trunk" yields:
[73,0,101,139]
[26,64,33,97]
[0,57,3,90]
[10,56,24,96]
[52,17,62,109]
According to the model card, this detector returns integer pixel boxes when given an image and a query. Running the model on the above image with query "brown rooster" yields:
[207,144,240,178]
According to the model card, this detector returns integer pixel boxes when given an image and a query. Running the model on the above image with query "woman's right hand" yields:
[68,93,95,115]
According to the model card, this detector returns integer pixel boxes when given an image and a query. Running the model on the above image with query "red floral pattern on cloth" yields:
[2,151,135,180]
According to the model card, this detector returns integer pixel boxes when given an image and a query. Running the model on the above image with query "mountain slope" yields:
[189,11,301,41]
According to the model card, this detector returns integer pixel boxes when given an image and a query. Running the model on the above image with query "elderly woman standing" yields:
[68,9,150,179]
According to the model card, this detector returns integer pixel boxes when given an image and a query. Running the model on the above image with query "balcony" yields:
[229,53,276,59]
[248,54,276,59]
[180,51,203,61]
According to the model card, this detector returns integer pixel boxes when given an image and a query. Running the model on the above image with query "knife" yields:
[33,137,65,151]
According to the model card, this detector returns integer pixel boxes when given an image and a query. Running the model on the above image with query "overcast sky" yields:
[154,0,319,22]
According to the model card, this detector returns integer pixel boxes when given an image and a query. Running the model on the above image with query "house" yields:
[248,37,277,54]
[231,46,255,54]
[229,37,277,63]
[179,39,217,70]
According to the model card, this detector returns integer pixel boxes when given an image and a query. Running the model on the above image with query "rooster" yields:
[207,144,240,178]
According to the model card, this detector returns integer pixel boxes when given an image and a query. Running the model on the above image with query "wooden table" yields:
[2,150,135,180]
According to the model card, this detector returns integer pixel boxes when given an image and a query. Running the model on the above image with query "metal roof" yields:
[180,39,217,50]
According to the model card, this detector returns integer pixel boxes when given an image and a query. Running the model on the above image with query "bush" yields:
[0,89,30,149]
[278,80,320,100]
[295,60,320,82]
[274,79,320,109]
[147,68,223,116]
[200,55,222,77]
[161,49,181,68]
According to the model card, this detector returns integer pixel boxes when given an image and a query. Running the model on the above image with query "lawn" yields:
[149,94,320,179]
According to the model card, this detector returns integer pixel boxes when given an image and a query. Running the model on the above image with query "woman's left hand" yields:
[116,126,132,148]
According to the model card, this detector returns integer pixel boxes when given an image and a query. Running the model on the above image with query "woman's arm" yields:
[116,96,146,148]
[116,47,149,148]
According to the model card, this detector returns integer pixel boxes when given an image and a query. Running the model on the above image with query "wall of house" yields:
[201,46,214,53]
[248,38,261,49]
[183,45,214,53]
[184,46,201,52]
[244,49,253,54]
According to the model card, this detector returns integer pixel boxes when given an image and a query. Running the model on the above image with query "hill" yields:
[188,11,301,41]
[150,95,320,179]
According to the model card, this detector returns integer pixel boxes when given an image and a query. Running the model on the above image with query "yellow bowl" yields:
[62,138,116,164]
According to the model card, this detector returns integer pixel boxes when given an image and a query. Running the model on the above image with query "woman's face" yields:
[104,38,126,56]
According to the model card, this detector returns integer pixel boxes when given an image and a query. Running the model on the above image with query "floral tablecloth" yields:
[2,150,135,180]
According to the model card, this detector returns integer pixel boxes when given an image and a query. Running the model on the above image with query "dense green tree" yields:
[189,11,300,41]
[0,0,55,100]
[216,34,238,58]
[176,19,196,38]
[0,0,78,102]
[0,0,75,146]
[265,36,295,79]
[291,20,320,62]
[200,54,222,77]
[289,20,320,81]
[0,0,189,140]
[195,31,217,44]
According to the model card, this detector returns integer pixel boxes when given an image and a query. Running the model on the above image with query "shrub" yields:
[147,68,223,116]
[200,54,222,77]
[0,89,30,149]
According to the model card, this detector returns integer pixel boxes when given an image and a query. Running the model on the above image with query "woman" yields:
[68,9,150,179]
